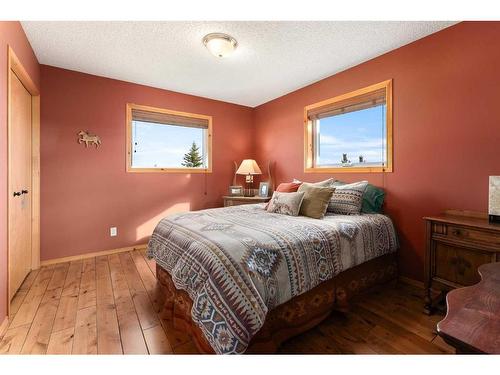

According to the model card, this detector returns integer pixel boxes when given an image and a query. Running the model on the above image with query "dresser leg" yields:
[423,288,433,315]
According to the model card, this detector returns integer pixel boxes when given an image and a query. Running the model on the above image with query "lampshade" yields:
[236,159,262,175]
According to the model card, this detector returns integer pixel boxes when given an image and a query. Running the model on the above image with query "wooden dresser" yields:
[424,210,500,314]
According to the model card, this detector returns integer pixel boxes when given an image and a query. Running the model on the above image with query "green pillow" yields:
[332,181,385,213]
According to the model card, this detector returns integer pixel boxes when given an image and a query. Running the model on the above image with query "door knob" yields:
[21,189,28,195]
[13,191,21,197]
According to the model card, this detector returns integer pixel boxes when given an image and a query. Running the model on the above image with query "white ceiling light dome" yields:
[202,33,238,58]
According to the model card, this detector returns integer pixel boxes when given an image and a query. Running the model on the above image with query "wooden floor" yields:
[0,249,455,354]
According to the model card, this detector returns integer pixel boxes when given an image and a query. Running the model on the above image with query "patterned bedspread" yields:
[147,204,398,354]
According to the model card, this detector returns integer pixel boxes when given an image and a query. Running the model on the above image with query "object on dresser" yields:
[236,159,262,197]
[489,176,500,223]
[423,210,500,315]
[228,185,243,196]
[437,262,500,354]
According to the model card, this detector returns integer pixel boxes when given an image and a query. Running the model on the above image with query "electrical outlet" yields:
[110,227,117,237]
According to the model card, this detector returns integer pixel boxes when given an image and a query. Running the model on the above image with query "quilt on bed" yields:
[147,204,398,354]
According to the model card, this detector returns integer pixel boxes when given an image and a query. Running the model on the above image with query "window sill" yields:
[304,166,392,173]
[126,167,212,174]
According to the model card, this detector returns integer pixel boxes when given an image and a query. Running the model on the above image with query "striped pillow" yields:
[327,181,368,215]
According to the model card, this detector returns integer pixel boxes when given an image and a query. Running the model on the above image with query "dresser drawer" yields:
[446,225,500,247]
[434,242,494,286]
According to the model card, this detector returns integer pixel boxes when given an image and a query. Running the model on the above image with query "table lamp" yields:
[236,159,262,197]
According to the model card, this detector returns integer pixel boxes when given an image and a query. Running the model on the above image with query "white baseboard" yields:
[40,243,148,266]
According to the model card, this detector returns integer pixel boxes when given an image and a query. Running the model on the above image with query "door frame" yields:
[7,45,40,317]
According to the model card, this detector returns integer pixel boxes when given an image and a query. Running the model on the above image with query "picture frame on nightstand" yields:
[258,182,270,197]
[228,185,243,196]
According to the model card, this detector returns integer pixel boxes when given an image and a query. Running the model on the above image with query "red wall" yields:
[254,22,500,281]
[40,66,254,261]
[0,22,40,324]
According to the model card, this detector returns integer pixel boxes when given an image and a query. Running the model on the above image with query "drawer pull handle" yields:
[452,229,462,236]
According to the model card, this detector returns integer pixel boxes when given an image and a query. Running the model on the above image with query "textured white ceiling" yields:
[22,21,455,107]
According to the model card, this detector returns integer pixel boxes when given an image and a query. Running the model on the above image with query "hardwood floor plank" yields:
[373,285,444,331]
[9,266,55,328]
[353,305,448,354]
[130,250,164,314]
[9,292,28,322]
[47,327,74,354]
[52,261,83,332]
[9,269,41,320]
[72,306,97,354]
[143,324,173,354]
[319,309,403,354]
[95,256,122,354]
[108,254,148,354]
[118,252,160,330]
[316,313,377,354]
[78,258,96,310]
[140,249,156,277]
[0,324,31,354]
[431,334,456,354]
[21,262,70,354]
[357,297,436,342]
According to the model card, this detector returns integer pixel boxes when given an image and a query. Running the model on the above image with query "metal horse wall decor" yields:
[78,131,102,148]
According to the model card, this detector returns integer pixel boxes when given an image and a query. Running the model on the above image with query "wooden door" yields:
[9,71,33,300]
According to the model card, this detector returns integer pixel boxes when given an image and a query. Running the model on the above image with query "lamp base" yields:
[244,187,255,197]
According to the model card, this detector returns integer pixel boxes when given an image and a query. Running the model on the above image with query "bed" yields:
[147,203,398,354]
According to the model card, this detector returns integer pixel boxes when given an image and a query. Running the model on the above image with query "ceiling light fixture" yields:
[202,33,238,58]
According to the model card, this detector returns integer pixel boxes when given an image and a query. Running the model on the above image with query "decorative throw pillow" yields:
[293,178,334,188]
[328,181,368,215]
[266,191,305,216]
[276,182,302,193]
[297,184,335,219]
[333,181,385,213]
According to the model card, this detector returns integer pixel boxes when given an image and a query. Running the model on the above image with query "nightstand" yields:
[423,210,500,315]
[223,195,271,207]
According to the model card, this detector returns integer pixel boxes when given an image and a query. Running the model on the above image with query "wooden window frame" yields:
[304,79,393,173]
[126,103,213,173]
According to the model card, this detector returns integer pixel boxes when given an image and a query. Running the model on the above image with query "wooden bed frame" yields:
[156,252,397,353]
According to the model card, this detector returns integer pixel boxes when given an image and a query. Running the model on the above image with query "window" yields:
[126,104,212,173]
[304,80,392,173]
